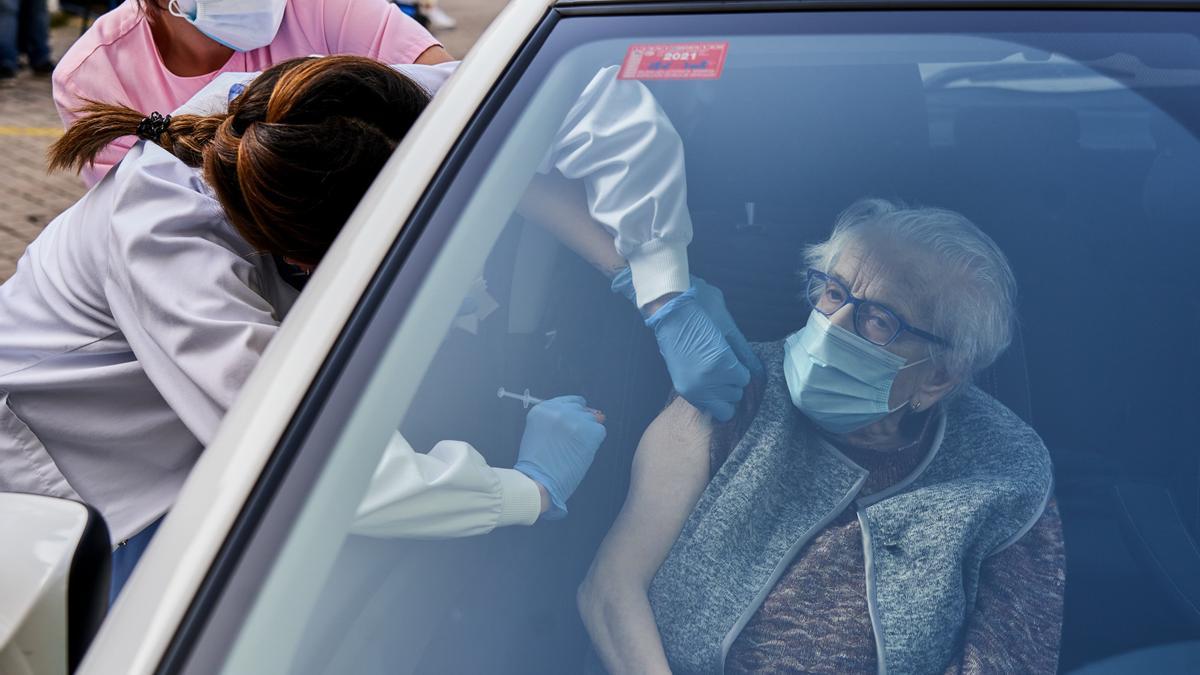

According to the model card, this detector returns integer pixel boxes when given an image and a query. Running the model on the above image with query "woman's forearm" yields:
[578,570,672,674]
[518,172,628,279]
[519,174,683,318]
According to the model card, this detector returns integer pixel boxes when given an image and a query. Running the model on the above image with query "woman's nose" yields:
[829,303,856,331]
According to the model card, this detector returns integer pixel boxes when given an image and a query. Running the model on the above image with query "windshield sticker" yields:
[619,42,728,81]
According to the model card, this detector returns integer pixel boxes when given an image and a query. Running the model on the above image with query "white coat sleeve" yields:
[352,433,542,538]
[538,65,693,308]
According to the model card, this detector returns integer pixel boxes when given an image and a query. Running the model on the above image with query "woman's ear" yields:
[914,365,959,410]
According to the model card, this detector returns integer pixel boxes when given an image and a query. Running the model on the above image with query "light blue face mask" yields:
[784,311,929,435]
[169,0,288,52]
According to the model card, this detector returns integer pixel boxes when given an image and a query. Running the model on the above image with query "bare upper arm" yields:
[589,397,714,588]
[415,45,453,65]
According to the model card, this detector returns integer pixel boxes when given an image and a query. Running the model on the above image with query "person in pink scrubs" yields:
[53,0,451,186]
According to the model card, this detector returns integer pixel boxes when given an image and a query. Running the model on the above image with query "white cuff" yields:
[627,241,691,309]
[494,468,543,527]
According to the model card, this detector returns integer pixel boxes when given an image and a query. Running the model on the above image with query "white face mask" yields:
[169,0,288,52]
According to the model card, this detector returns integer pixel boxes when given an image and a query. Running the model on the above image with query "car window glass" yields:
[215,12,1200,674]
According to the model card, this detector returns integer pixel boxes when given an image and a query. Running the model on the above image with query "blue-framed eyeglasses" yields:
[804,269,949,347]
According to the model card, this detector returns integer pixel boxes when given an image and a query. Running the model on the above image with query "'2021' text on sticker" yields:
[618,42,729,81]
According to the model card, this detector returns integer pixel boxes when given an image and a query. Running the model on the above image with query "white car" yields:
[5,0,1200,673]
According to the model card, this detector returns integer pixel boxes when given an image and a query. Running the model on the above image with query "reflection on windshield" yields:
[922,52,1200,93]
[299,17,1200,675]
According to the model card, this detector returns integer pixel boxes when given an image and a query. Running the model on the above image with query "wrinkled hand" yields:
[513,396,607,520]
[612,269,758,421]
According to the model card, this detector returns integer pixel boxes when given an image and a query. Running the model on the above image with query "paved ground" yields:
[0,0,508,282]
[0,19,88,281]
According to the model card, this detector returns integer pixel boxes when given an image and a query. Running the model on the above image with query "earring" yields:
[911,400,922,411]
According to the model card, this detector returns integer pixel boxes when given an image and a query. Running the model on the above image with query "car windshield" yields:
[216,10,1200,675]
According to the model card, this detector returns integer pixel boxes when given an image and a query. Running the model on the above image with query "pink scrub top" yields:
[53,0,441,186]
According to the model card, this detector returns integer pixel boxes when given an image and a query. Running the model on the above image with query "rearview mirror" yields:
[0,493,110,675]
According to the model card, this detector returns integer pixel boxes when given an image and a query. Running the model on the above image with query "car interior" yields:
[287,30,1200,675]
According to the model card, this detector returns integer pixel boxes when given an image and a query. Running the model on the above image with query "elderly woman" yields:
[578,199,1065,674]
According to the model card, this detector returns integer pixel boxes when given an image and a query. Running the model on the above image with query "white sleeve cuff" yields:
[627,241,691,309]
[494,468,543,527]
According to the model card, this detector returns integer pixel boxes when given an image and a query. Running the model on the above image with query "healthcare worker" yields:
[52,0,451,186]
[5,55,749,598]
[16,58,591,602]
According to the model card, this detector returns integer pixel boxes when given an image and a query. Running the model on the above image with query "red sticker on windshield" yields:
[618,42,728,81]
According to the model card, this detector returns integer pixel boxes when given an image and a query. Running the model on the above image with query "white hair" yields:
[803,198,1017,387]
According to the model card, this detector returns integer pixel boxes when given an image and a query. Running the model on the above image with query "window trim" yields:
[555,0,1200,15]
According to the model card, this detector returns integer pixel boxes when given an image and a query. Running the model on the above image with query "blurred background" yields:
[0,0,509,281]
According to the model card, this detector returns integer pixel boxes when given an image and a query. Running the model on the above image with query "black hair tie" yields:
[136,112,172,141]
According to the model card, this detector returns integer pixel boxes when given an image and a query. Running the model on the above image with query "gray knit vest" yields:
[647,341,1052,675]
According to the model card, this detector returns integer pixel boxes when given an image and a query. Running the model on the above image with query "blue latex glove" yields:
[513,396,606,520]
[612,269,757,420]
[690,277,765,382]
[609,266,640,305]
[645,289,750,422]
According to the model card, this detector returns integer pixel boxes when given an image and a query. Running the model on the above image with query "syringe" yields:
[497,386,606,423]
[496,386,543,409]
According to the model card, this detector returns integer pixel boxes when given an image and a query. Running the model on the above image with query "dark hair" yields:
[49,55,431,265]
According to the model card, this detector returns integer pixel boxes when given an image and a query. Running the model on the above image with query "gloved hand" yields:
[612,268,758,421]
[645,290,750,422]
[690,277,765,382]
[513,396,607,520]
[609,265,639,305]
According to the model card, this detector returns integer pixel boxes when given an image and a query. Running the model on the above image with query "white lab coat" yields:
[0,62,690,544]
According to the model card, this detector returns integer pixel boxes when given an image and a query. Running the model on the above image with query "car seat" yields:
[928,92,1200,669]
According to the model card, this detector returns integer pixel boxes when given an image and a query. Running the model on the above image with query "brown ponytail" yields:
[47,102,225,173]
[50,55,430,267]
